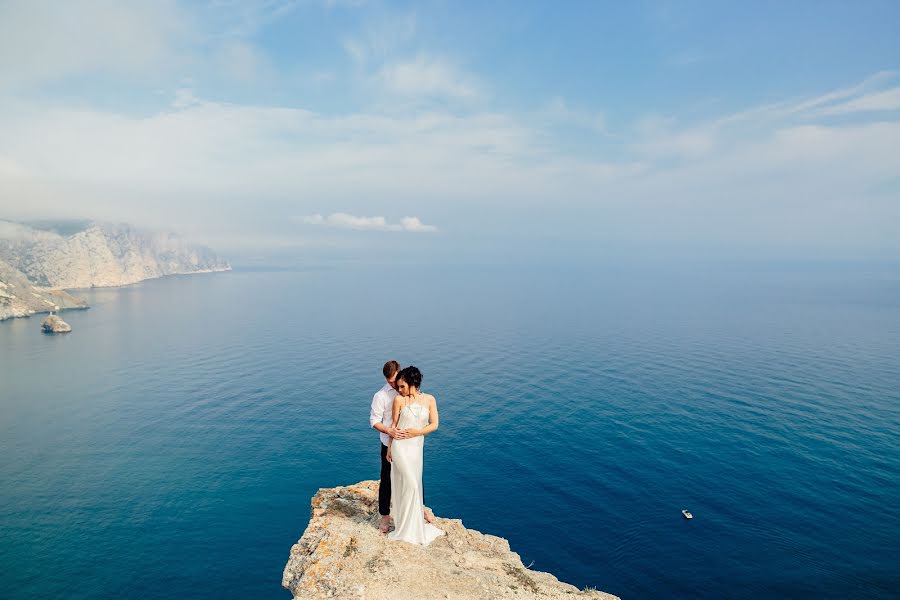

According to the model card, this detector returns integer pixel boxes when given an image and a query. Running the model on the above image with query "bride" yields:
[385,366,443,545]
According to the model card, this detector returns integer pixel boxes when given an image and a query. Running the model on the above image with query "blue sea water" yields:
[1,264,898,599]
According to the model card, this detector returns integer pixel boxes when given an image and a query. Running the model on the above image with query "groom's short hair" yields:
[383,360,401,378]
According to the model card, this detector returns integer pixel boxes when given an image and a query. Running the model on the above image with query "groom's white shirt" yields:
[370,383,398,446]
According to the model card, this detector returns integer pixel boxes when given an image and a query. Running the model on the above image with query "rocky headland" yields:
[0,220,230,289]
[283,481,619,600]
[0,256,87,321]
[0,220,230,322]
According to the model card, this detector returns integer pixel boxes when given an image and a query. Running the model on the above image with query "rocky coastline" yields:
[0,256,88,321]
[283,480,619,600]
[0,220,230,322]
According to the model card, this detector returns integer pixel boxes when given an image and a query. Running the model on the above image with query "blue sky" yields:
[0,0,898,264]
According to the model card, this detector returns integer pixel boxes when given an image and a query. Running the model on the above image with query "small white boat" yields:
[682,510,693,520]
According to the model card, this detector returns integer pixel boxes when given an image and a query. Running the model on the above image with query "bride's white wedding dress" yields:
[388,401,443,546]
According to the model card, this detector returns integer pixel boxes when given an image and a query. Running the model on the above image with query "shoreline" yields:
[47,265,233,292]
[0,267,232,323]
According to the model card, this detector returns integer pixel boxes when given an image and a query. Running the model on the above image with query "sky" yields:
[0,0,898,265]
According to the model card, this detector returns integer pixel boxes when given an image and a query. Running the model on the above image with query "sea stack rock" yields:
[283,480,619,600]
[41,314,72,333]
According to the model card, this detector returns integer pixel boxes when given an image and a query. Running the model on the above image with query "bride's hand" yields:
[386,449,392,462]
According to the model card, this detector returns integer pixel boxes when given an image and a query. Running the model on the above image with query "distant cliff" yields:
[283,481,619,600]
[0,256,87,321]
[0,220,230,289]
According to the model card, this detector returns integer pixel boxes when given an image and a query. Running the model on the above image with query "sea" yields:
[1,262,898,599]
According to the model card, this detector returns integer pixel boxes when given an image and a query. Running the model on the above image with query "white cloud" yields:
[172,88,201,109]
[399,217,437,233]
[298,214,325,225]
[0,69,898,256]
[294,213,438,232]
[206,0,299,38]
[0,156,31,178]
[0,1,291,91]
[342,38,367,65]
[543,97,606,132]
[215,41,273,84]
[325,0,369,8]
[815,86,900,116]
[0,220,58,242]
[377,55,480,99]
[0,0,188,89]
[626,73,900,162]
[0,89,537,202]
[780,70,898,117]
[341,12,417,66]
[632,114,717,158]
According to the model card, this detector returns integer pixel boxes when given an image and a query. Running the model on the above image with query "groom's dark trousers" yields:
[379,444,392,516]
[379,443,423,516]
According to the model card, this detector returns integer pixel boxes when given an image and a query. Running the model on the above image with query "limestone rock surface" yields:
[41,314,72,333]
[0,220,230,289]
[283,480,619,600]
[0,256,87,321]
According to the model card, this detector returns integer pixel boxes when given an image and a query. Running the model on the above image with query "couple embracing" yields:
[369,361,443,546]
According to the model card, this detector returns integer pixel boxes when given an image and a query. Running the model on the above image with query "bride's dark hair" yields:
[398,366,423,389]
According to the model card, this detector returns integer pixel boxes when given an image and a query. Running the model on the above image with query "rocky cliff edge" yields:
[0,220,230,289]
[0,256,87,321]
[283,480,619,600]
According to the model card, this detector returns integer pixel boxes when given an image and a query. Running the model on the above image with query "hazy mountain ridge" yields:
[0,220,231,289]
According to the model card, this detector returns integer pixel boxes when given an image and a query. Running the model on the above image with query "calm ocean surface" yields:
[1,264,898,599]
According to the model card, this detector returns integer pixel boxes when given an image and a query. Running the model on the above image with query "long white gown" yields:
[387,402,443,546]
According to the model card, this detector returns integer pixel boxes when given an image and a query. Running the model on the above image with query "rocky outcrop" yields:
[0,257,87,321]
[0,220,230,289]
[41,314,72,333]
[283,481,619,600]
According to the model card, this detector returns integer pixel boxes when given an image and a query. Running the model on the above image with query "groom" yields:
[370,360,404,532]
[369,360,431,533]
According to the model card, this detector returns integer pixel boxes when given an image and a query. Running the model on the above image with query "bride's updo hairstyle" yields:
[398,366,423,390]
